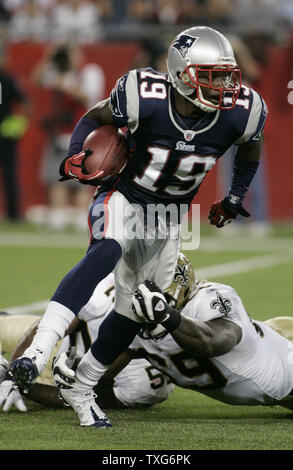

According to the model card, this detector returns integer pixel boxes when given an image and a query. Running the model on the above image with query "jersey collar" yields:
[168,86,220,141]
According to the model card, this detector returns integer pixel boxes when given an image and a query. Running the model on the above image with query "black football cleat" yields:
[8,357,38,394]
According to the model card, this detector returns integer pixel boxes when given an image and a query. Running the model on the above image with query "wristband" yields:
[229,156,260,205]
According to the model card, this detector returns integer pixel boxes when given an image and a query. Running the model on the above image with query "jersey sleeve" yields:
[109,68,165,133]
[182,282,244,329]
[234,87,268,145]
[109,69,140,132]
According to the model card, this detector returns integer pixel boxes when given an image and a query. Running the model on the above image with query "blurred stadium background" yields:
[0,0,292,231]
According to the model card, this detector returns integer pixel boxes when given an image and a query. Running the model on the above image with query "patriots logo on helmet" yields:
[171,34,198,59]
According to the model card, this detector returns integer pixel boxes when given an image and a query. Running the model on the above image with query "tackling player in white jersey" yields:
[3,253,293,417]
[0,275,173,412]
[131,267,293,410]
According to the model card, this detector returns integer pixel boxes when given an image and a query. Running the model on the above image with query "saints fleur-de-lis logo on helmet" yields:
[173,263,189,286]
[164,253,196,310]
[210,293,232,316]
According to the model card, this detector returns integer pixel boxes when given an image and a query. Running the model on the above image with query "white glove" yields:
[52,347,77,389]
[0,354,9,383]
[0,379,27,412]
[132,281,167,323]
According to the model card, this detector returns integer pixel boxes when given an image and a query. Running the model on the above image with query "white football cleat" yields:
[60,386,112,428]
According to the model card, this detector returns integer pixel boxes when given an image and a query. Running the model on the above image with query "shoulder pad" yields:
[233,86,268,144]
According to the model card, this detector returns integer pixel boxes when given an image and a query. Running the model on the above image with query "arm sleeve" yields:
[234,89,268,145]
[185,283,244,330]
[109,70,140,132]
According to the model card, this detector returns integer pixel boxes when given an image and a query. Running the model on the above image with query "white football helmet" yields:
[167,26,241,112]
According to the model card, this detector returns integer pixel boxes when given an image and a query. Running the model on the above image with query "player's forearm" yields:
[171,316,214,357]
[227,133,264,207]
[61,99,114,167]
[171,316,239,358]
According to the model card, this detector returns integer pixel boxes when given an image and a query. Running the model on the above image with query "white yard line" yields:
[3,253,292,315]
[196,254,291,279]
[3,301,49,315]
[0,233,88,248]
[199,237,293,254]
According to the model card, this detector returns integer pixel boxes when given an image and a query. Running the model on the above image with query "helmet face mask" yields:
[179,64,241,110]
[167,26,242,112]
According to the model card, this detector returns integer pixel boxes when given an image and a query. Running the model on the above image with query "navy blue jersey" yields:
[110,68,267,208]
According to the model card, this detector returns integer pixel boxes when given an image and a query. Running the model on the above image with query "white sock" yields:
[75,350,107,389]
[24,301,75,373]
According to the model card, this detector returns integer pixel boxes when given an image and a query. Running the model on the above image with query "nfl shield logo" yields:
[184,131,195,141]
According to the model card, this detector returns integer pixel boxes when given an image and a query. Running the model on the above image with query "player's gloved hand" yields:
[52,347,77,389]
[0,354,9,383]
[132,281,181,332]
[0,379,27,412]
[208,196,250,228]
[59,150,105,184]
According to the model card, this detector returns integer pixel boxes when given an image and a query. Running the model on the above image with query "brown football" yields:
[82,125,128,178]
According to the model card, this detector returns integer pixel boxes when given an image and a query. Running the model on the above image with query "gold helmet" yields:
[164,252,196,310]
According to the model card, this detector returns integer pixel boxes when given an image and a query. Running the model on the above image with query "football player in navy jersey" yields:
[8,26,268,427]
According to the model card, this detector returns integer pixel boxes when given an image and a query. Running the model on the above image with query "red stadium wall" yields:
[0,41,292,221]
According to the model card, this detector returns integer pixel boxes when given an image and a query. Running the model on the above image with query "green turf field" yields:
[0,221,293,451]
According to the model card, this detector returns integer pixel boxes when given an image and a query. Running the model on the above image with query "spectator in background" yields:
[3,0,54,11]
[127,0,155,24]
[97,0,114,24]
[0,2,11,40]
[130,39,168,72]
[0,43,29,221]
[231,0,279,37]
[179,0,201,25]
[8,0,51,42]
[199,0,234,28]
[108,0,126,24]
[153,0,202,25]
[0,1,11,23]
[153,0,181,24]
[31,44,105,231]
[51,0,103,44]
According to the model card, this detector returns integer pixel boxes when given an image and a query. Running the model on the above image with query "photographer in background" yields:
[32,44,105,231]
